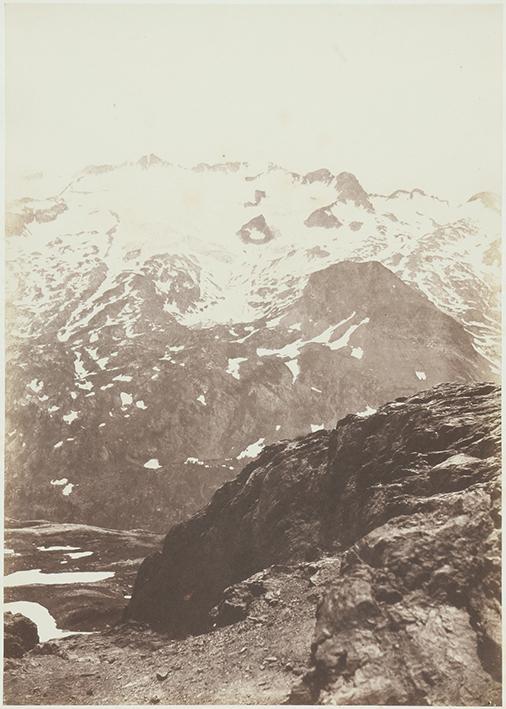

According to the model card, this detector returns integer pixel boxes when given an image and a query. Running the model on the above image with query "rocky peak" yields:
[334,171,374,211]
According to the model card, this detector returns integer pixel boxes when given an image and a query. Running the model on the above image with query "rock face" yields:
[5,257,492,531]
[304,204,342,229]
[127,382,500,705]
[4,612,39,657]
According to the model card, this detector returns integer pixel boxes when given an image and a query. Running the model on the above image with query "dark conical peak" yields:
[334,172,374,211]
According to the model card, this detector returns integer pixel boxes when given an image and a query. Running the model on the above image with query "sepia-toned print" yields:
[3,3,502,706]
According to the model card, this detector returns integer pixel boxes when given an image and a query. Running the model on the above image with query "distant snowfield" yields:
[7,159,500,367]
[4,569,115,587]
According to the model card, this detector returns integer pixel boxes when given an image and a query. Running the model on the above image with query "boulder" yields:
[4,612,39,658]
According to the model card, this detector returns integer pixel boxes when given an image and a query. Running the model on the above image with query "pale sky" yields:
[5,3,503,202]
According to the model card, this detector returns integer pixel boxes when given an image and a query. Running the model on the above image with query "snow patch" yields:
[237,437,266,459]
[356,405,377,417]
[143,458,161,469]
[66,551,93,559]
[28,379,44,394]
[63,411,79,424]
[285,359,300,383]
[76,381,93,391]
[73,351,91,379]
[62,483,74,496]
[416,370,427,380]
[4,570,115,587]
[227,357,248,380]
[120,392,133,406]
[311,424,324,432]
[351,346,364,360]
[197,394,207,405]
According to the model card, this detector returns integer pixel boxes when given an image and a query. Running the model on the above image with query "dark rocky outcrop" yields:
[4,612,39,658]
[237,214,275,244]
[334,172,374,211]
[302,168,335,185]
[304,205,342,229]
[127,382,501,703]
[244,189,266,207]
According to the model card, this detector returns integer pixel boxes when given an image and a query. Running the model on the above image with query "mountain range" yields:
[5,157,500,530]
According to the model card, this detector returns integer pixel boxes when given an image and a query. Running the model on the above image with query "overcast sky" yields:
[5,3,502,201]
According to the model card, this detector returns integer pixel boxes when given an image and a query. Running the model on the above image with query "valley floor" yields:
[4,564,319,705]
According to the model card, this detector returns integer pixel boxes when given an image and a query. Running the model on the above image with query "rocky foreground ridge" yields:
[125,381,501,705]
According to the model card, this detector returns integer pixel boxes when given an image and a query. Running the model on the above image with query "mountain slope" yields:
[3,382,500,706]
[5,258,492,531]
[125,382,500,705]
[5,158,500,531]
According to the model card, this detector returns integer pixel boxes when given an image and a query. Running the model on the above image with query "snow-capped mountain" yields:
[5,157,500,530]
